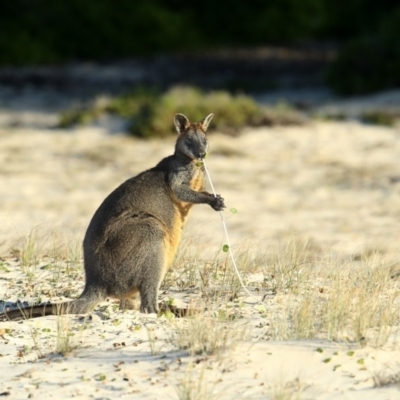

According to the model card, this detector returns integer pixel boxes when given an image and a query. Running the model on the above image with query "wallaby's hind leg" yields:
[101,218,168,314]
[138,240,167,314]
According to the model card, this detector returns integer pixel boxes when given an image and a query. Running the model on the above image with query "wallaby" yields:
[1,113,225,321]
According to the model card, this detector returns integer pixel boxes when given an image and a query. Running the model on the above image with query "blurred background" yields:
[0,0,399,133]
[0,0,399,96]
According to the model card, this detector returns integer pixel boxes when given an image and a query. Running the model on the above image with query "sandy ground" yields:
[1,92,400,399]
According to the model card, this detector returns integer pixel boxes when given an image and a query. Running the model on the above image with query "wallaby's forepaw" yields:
[210,194,226,211]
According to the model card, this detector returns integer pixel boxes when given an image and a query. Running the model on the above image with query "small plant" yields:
[28,326,45,359]
[268,377,305,400]
[371,364,400,387]
[16,228,48,281]
[145,324,159,355]
[55,315,74,355]
[262,237,316,294]
[170,314,247,357]
[175,363,215,400]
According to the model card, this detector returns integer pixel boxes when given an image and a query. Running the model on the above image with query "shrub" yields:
[59,86,304,137]
[130,87,264,138]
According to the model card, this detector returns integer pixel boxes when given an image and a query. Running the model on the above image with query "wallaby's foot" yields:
[139,287,159,314]
[210,194,225,211]
[139,302,159,314]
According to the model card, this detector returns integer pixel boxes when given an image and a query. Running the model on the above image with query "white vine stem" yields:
[202,159,266,305]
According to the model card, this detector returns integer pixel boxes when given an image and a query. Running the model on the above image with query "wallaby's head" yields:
[174,113,214,160]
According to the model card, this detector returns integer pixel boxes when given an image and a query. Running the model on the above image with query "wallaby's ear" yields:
[174,113,190,134]
[200,113,214,132]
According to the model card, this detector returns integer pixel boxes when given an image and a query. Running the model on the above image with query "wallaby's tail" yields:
[0,287,104,321]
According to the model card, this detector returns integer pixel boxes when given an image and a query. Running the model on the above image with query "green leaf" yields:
[230,208,238,214]
[222,244,229,252]
[0,264,10,273]
[95,373,106,381]
[195,161,204,167]
[254,304,267,313]
[167,298,175,306]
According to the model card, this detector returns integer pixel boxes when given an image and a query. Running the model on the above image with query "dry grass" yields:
[175,363,216,400]
[4,230,400,353]
[55,315,75,355]
[170,315,248,357]
[267,377,305,400]
[371,364,400,387]
[260,246,400,345]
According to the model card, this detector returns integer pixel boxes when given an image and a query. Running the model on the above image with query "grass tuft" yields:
[170,314,247,357]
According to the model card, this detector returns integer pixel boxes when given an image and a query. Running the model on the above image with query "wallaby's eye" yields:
[186,138,193,146]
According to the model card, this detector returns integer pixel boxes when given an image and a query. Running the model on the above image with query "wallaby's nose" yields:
[198,152,206,159]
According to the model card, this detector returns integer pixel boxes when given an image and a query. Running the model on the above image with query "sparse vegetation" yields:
[361,110,400,126]
[55,315,74,355]
[175,363,215,400]
[267,377,305,400]
[371,364,400,387]
[170,314,247,357]
[266,256,400,345]
[3,228,400,357]
[59,86,304,136]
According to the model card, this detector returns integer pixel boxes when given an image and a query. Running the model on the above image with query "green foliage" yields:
[0,0,199,64]
[130,87,264,138]
[0,0,324,65]
[321,0,396,37]
[361,110,400,127]
[1,1,399,95]
[59,86,302,137]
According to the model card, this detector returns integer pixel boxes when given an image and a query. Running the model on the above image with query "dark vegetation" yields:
[0,1,399,95]
[59,86,305,136]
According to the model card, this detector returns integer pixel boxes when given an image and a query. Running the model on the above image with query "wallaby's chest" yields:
[189,166,204,191]
[174,165,204,221]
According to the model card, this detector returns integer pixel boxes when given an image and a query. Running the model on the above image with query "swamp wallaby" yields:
[1,113,225,320]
